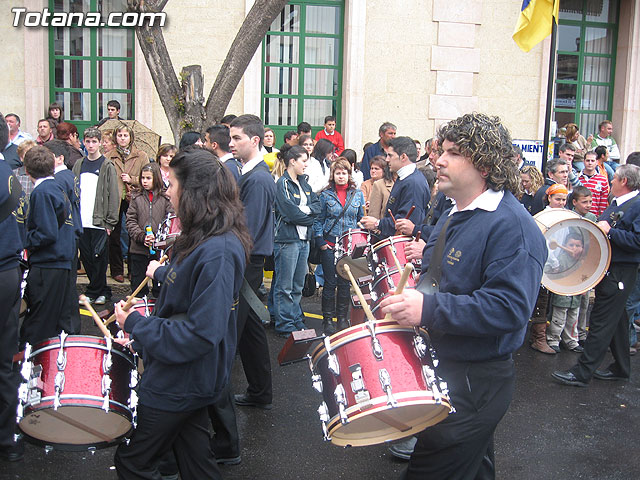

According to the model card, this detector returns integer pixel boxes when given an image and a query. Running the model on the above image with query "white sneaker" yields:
[94,295,107,305]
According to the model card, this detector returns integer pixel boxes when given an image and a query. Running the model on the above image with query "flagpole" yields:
[541,19,558,174]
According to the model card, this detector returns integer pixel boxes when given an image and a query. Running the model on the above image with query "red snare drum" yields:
[17,334,138,450]
[370,235,422,273]
[154,214,181,249]
[309,320,452,447]
[335,229,372,280]
[369,264,419,307]
[107,298,155,338]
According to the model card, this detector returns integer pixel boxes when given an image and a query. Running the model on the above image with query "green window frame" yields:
[261,0,344,143]
[48,0,135,133]
[555,0,619,136]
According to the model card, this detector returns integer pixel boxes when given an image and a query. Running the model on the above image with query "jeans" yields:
[625,269,640,346]
[272,240,309,333]
[321,247,350,317]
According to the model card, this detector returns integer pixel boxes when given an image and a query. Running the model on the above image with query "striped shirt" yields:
[578,171,609,216]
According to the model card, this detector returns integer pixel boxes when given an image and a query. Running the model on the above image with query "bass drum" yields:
[534,208,611,295]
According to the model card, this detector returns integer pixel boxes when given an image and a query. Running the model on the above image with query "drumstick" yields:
[548,240,573,254]
[415,231,421,242]
[384,264,414,321]
[405,205,415,219]
[80,295,113,338]
[343,264,377,323]
[387,209,397,225]
[105,254,169,325]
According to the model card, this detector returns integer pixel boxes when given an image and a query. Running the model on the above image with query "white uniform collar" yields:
[449,189,504,215]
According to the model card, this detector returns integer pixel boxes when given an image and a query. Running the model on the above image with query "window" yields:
[49,0,134,132]
[555,0,619,136]
[261,0,344,141]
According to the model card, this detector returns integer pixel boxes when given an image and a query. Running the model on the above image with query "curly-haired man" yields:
[380,113,548,478]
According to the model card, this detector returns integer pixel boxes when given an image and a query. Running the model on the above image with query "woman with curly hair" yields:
[519,164,544,215]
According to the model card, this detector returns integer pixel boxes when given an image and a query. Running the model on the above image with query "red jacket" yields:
[314,129,344,155]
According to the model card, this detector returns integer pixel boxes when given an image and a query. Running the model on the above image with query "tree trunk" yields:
[130,0,290,144]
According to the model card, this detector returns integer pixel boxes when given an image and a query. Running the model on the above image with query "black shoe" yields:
[234,394,272,410]
[551,370,588,387]
[560,342,584,353]
[388,436,417,461]
[593,370,629,381]
[0,440,24,462]
[216,455,241,465]
[548,344,561,353]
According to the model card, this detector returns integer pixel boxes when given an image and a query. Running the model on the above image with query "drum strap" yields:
[417,215,452,295]
[240,278,270,323]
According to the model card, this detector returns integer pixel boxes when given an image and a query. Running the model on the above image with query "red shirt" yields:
[578,171,609,216]
[315,129,344,155]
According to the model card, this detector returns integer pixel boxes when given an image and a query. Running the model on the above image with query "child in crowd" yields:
[546,231,586,353]
[126,162,173,297]
[20,146,76,347]
[72,127,120,305]
[155,143,177,187]
[571,186,597,346]
[544,183,568,209]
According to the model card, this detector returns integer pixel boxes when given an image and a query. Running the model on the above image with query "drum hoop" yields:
[29,341,136,366]
[371,235,413,251]
[310,324,427,363]
[23,395,133,415]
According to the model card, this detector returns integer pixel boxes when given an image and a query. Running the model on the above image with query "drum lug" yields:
[129,390,138,428]
[54,371,65,410]
[378,368,398,408]
[16,345,43,421]
[44,445,53,455]
[334,384,349,425]
[88,446,96,455]
[349,364,371,404]
[56,331,68,371]
[317,402,332,441]
[365,322,384,360]
[306,354,323,393]
[413,334,427,359]
[324,337,340,376]
[103,337,113,374]
[101,375,112,412]
[421,365,442,404]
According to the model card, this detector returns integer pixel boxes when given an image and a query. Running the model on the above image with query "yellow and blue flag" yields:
[513,0,560,52]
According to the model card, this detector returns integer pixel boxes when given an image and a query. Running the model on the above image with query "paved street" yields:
[2,289,639,480]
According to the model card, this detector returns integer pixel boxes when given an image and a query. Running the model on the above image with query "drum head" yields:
[336,256,371,281]
[535,209,611,295]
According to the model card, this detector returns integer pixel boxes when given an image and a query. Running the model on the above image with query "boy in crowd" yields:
[46,139,83,333]
[72,128,119,305]
[314,115,344,155]
[20,146,76,347]
[578,151,609,217]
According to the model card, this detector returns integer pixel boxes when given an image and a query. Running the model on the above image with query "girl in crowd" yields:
[114,148,251,479]
[46,102,63,136]
[313,158,364,334]
[156,143,177,187]
[359,155,386,213]
[307,138,335,193]
[298,134,314,158]
[125,162,173,297]
[107,123,150,283]
[367,160,395,220]
[341,148,363,188]
[272,144,320,336]
[519,165,544,215]
[544,183,568,209]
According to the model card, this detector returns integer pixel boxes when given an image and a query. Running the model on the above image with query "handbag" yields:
[302,267,317,297]
[308,189,356,264]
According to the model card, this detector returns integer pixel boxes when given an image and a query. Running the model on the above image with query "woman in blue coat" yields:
[313,158,365,334]
[273,145,321,336]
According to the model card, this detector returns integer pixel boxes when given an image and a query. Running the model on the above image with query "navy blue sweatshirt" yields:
[274,171,321,242]
[54,167,83,239]
[239,161,276,256]
[25,179,75,269]
[379,169,431,238]
[598,194,640,264]
[124,232,246,411]
[0,161,26,272]
[419,191,547,362]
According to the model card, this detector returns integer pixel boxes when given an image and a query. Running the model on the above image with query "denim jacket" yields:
[274,171,321,243]
[312,187,365,246]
